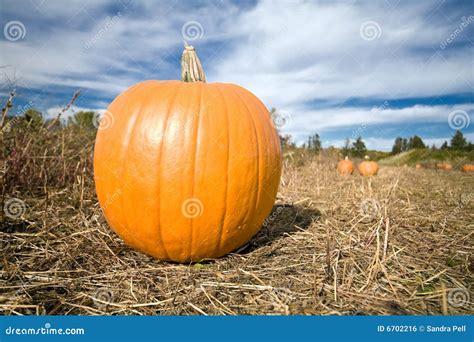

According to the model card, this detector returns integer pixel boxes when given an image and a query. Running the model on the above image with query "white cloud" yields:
[46,105,105,119]
[1,0,473,149]
[210,1,473,107]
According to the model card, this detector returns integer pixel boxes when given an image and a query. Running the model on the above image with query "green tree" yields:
[280,134,294,149]
[351,136,367,157]
[341,138,351,157]
[450,130,467,150]
[68,111,97,129]
[408,135,425,149]
[307,133,321,153]
[401,138,409,152]
[440,141,448,150]
[391,137,403,154]
[23,109,43,126]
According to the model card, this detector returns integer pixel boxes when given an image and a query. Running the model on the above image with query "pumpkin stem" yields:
[181,42,206,83]
[364,155,370,160]
[344,156,349,160]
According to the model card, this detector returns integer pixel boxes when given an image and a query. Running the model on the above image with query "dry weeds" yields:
[0,128,473,315]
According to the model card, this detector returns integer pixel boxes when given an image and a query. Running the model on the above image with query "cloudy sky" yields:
[0,0,473,150]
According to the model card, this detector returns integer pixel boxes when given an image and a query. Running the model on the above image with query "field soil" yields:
[1,134,473,315]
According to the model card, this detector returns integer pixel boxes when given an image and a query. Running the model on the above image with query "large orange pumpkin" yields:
[94,45,282,262]
[358,156,378,176]
[462,164,474,172]
[337,156,354,175]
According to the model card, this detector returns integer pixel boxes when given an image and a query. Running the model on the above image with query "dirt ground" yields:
[1,156,473,315]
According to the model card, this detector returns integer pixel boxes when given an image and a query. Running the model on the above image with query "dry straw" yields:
[0,113,472,315]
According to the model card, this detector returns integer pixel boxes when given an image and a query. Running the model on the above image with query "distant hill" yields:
[379,148,474,167]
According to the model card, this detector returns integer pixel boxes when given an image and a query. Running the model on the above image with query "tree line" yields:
[4,108,100,130]
[391,130,473,154]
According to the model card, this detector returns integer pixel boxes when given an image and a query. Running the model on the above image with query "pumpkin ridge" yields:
[210,84,231,256]
[157,82,183,260]
[121,81,175,256]
[117,84,158,251]
[189,82,203,259]
[238,86,281,203]
[228,85,261,238]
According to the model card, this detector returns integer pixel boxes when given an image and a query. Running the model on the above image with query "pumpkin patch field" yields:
[1,121,472,315]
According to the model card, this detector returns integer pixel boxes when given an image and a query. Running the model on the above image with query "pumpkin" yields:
[436,162,452,170]
[415,163,422,169]
[337,156,354,175]
[462,164,474,172]
[93,44,282,262]
[358,156,378,176]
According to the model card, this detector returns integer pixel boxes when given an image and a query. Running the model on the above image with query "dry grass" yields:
[0,124,473,315]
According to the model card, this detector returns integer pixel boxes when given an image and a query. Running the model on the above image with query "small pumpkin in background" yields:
[462,164,474,172]
[415,163,422,169]
[443,163,452,170]
[337,156,354,175]
[94,44,282,262]
[358,156,378,176]
[436,162,452,170]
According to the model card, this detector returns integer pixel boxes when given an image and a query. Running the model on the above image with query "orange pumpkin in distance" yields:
[443,163,452,170]
[415,163,422,169]
[337,156,354,175]
[462,164,474,172]
[436,162,452,170]
[358,156,378,176]
[93,44,282,262]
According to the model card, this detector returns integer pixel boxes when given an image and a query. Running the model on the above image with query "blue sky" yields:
[0,0,473,150]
